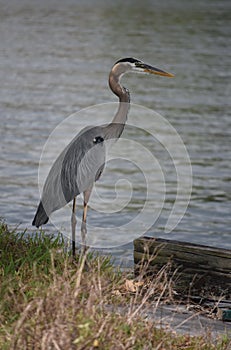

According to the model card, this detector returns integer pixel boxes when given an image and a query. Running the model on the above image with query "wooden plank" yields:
[134,237,231,297]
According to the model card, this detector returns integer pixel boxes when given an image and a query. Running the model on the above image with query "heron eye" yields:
[93,136,104,144]
[135,62,144,68]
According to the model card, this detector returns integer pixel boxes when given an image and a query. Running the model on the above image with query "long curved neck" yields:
[104,70,130,140]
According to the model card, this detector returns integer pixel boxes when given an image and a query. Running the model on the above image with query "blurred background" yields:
[0,0,230,265]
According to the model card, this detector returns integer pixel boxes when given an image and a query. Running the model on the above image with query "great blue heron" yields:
[32,57,174,255]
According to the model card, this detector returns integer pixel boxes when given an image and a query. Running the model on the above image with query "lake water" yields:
[0,0,230,266]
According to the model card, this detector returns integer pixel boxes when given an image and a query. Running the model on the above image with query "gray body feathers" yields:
[32,125,106,227]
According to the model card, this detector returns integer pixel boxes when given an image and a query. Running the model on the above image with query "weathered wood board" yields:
[134,237,231,300]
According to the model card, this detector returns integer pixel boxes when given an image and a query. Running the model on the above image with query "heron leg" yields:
[81,203,87,248]
[81,187,92,251]
[71,197,77,257]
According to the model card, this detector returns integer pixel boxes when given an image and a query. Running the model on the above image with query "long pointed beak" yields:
[146,66,174,77]
[144,64,174,77]
[136,62,174,78]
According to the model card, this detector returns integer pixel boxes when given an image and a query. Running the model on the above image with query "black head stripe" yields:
[114,57,140,65]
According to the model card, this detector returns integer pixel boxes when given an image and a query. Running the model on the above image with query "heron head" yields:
[114,57,174,78]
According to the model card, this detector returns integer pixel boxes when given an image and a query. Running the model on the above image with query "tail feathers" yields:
[32,202,49,228]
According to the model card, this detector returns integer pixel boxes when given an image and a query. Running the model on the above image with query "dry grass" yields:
[0,222,230,349]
